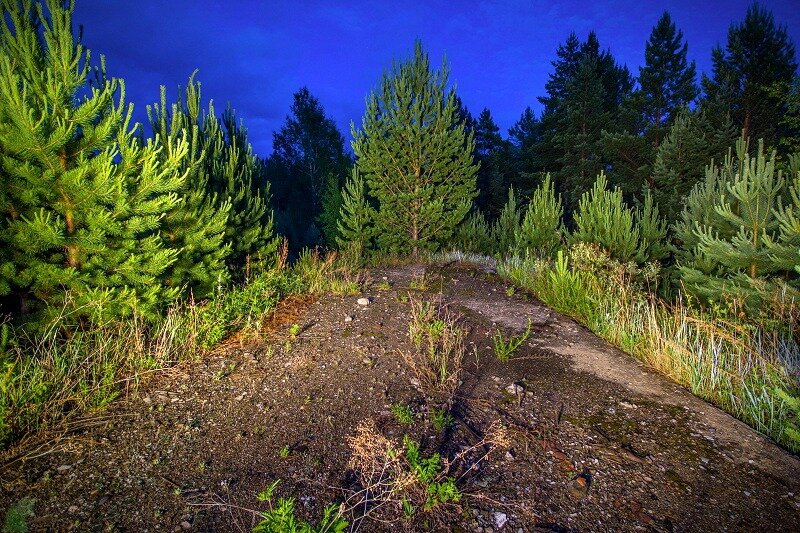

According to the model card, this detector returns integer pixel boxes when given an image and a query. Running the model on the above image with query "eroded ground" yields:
[2,263,799,531]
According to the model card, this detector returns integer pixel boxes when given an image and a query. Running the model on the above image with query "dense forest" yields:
[1,0,800,483]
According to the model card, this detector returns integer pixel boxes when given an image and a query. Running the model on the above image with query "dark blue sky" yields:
[72,1,800,158]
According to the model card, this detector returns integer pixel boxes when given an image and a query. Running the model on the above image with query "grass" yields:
[497,242,800,452]
[0,250,360,452]
[492,321,532,362]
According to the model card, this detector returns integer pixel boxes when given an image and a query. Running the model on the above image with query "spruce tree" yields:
[677,138,787,312]
[638,12,698,142]
[651,108,737,223]
[147,74,231,298]
[352,41,478,256]
[515,174,563,259]
[701,3,798,149]
[508,106,542,190]
[0,0,189,324]
[538,32,634,214]
[474,108,512,218]
[604,11,698,199]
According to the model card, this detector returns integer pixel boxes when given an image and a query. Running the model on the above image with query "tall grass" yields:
[498,243,800,452]
[0,251,358,451]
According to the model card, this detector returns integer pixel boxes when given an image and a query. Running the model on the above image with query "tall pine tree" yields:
[352,41,478,256]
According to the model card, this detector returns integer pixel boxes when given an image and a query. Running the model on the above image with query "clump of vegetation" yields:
[253,480,347,533]
[404,299,466,397]
[3,497,35,533]
[344,420,510,526]
[431,407,454,432]
[492,321,532,362]
[391,403,415,425]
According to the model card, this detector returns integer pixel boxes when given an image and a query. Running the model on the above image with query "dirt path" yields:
[2,263,799,532]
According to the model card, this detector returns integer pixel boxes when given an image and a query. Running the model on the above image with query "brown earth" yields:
[1,263,799,532]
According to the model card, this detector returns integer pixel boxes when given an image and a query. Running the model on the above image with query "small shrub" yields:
[492,321,532,362]
[515,174,563,259]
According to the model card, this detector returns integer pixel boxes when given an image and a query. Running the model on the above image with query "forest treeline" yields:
[1,1,800,449]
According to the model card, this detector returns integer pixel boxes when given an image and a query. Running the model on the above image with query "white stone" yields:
[493,511,508,529]
[357,297,370,306]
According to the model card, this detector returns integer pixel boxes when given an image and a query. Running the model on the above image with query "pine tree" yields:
[0,0,189,324]
[317,171,345,248]
[769,153,800,286]
[270,88,351,248]
[492,187,521,256]
[634,191,669,264]
[352,41,478,256]
[147,74,231,298]
[701,3,798,149]
[651,108,737,223]
[570,173,640,262]
[336,168,373,258]
[209,107,278,278]
[452,210,491,255]
[515,174,563,258]
[676,138,787,313]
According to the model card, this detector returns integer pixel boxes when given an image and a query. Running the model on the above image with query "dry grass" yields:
[403,298,467,398]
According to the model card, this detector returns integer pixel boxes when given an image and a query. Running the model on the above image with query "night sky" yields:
[72,1,800,157]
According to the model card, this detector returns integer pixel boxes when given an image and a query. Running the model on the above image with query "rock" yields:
[344,315,353,322]
[180,520,192,530]
[504,450,515,461]
[410,377,421,388]
[68,505,78,513]
[357,297,370,306]
[493,511,508,529]
[569,473,590,499]
[57,464,72,473]
[550,450,569,462]
[505,383,524,395]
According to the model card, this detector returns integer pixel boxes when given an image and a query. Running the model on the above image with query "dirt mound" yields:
[2,264,798,531]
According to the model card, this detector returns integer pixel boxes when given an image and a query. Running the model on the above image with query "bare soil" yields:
[2,263,799,532]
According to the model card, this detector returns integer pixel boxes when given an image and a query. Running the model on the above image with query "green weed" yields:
[253,480,347,533]
[492,321,532,362]
[3,498,35,533]
[431,407,454,432]
[391,403,414,425]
